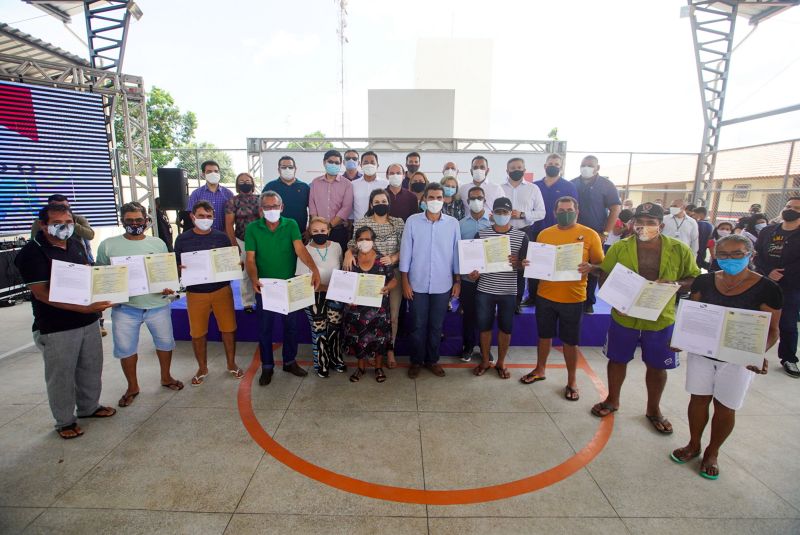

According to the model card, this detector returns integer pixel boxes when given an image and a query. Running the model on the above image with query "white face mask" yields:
[279,168,295,180]
[264,209,281,223]
[669,206,682,216]
[387,173,404,187]
[717,229,731,237]
[468,199,484,213]
[580,166,595,179]
[361,164,378,176]
[426,200,444,214]
[205,172,221,185]
[443,168,457,179]
[194,218,214,231]
[471,169,486,183]
[357,240,374,253]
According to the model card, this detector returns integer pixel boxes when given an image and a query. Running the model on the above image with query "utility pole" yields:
[336,0,348,137]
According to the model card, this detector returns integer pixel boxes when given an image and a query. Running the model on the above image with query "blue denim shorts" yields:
[111,304,176,359]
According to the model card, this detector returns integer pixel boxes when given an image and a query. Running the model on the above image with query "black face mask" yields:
[509,170,525,181]
[782,209,800,222]
[311,234,328,245]
[238,183,254,193]
[407,164,419,174]
[545,165,560,178]
[124,223,147,236]
[372,204,389,216]
[411,182,425,193]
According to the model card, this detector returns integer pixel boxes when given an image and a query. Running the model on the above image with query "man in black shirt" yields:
[174,201,243,385]
[15,204,116,439]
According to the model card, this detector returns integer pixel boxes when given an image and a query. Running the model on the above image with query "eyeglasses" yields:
[124,218,146,224]
[716,252,749,259]
[262,205,281,211]
[344,156,358,161]
[469,197,485,202]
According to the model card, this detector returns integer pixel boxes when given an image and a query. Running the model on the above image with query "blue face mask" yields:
[755,223,767,232]
[419,201,427,211]
[325,163,340,175]
[443,186,457,197]
[717,255,750,276]
[344,160,358,171]
[494,213,512,226]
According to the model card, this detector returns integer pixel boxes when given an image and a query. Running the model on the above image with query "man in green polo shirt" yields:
[590,203,699,435]
[245,191,320,386]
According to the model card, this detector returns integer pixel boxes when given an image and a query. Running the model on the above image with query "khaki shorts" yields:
[186,285,237,338]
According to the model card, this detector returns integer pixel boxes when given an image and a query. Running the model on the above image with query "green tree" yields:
[175,142,235,184]
[115,86,197,174]
[287,130,333,149]
[547,127,559,141]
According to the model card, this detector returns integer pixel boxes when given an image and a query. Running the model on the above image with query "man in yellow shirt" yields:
[520,196,603,401]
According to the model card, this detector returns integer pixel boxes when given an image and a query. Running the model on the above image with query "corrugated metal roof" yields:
[0,22,88,68]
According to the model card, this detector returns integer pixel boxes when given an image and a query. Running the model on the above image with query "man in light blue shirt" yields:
[400,183,461,378]
[458,185,492,362]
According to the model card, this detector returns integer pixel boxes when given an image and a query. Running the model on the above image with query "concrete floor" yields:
[0,301,799,534]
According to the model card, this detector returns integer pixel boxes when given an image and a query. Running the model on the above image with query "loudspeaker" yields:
[157,168,189,211]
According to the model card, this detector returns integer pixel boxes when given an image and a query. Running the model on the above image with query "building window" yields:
[728,184,751,201]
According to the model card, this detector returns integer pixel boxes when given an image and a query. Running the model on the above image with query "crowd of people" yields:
[13,151,800,480]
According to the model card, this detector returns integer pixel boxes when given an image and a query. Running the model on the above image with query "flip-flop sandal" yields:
[191,374,208,387]
[473,363,491,376]
[646,414,674,435]
[375,368,386,383]
[495,367,511,379]
[228,368,245,379]
[520,372,546,385]
[670,448,701,464]
[162,380,184,391]
[591,402,618,418]
[57,423,84,440]
[83,406,117,418]
[700,463,720,480]
[564,386,580,401]
[118,392,139,407]
[350,368,365,383]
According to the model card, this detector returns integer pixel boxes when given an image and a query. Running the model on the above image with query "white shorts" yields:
[685,352,755,410]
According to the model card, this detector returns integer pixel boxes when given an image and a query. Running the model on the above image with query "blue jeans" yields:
[256,294,299,369]
[110,304,175,358]
[779,287,800,364]
[409,291,450,365]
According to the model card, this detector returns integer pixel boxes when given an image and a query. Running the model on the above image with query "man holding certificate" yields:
[246,191,321,386]
[670,234,781,479]
[96,202,184,408]
[591,203,699,435]
[400,183,461,378]
[519,196,604,401]
[15,204,116,439]
[174,201,244,386]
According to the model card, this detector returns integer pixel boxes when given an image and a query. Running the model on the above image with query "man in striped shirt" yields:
[468,197,529,379]
[186,160,234,232]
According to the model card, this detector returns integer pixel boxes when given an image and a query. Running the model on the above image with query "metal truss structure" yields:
[246,137,567,179]
[688,0,799,205]
[0,53,155,219]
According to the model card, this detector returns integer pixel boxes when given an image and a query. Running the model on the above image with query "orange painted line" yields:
[237,348,613,505]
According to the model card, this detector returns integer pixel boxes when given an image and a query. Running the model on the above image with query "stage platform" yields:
[171,281,612,355]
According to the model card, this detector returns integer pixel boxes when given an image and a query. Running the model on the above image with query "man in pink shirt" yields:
[309,149,354,252]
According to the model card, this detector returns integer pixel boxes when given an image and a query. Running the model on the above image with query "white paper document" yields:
[326,269,386,308]
[671,299,770,368]
[111,253,179,296]
[180,246,243,287]
[524,242,583,281]
[259,274,315,315]
[597,263,679,321]
[457,236,512,274]
[49,259,129,305]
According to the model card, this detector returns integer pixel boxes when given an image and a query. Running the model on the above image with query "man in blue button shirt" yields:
[571,155,621,313]
[458,186,492,362]
[263,155,311,234]
[400,183,461,378]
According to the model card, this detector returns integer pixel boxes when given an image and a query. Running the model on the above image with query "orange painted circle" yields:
[237,350,614,505]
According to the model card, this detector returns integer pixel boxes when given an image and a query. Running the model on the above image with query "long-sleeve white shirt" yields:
[663,214,699,254]
[500,179,546,229]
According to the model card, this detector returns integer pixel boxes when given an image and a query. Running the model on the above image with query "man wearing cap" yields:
[468,197,528,379]
[589,202,699,435]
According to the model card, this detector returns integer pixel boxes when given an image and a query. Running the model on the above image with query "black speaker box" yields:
[157,168,189,210]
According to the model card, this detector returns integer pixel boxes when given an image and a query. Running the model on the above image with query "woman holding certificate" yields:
[344,227,397,383]
[671,234,782,480]
[346,190,405,368]
[296,217,345,378]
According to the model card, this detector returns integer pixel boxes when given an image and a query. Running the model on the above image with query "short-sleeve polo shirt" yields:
[244,216,302,279]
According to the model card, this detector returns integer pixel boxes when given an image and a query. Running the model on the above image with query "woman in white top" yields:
[296,217,345,378]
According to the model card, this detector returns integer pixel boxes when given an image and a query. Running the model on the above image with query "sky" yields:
[3,0,799,159]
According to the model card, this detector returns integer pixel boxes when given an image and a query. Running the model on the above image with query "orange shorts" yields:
[185,285,237,338]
